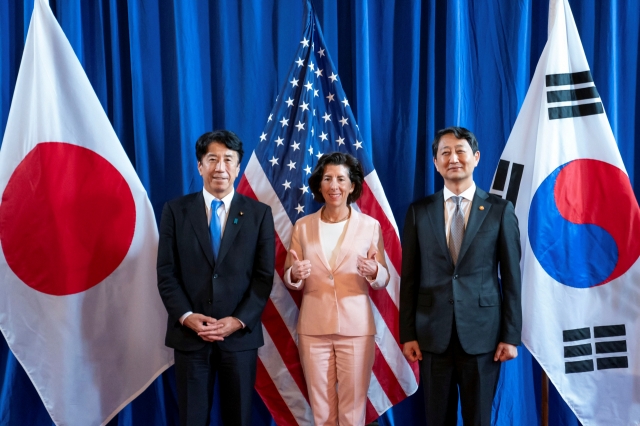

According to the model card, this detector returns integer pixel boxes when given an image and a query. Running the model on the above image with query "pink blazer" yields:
[284,209,389,336]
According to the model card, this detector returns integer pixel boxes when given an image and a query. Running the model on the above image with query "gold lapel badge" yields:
[479,206,485,211]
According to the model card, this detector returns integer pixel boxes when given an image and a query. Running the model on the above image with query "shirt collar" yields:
[443,182,476,202]
[202,188,234,213]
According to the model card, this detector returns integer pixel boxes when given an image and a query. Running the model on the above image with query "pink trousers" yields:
[298,334,376,426]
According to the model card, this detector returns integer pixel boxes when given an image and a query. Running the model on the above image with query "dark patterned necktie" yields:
[449,196,465,265]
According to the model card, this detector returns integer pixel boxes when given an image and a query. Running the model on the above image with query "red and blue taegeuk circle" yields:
[528,159,640,288]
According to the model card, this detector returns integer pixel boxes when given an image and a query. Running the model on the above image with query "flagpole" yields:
[541,369,549,426]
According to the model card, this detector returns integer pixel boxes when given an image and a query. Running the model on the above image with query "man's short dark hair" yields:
[431,126,479,158]
[195,130,244,163]
[308,152,364,204]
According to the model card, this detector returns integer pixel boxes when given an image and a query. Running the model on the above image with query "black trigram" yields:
[490,160,524,207]
[546,70,604,120]
[563,324,628,374]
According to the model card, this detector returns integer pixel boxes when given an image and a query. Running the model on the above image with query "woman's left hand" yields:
[356,251,378,279]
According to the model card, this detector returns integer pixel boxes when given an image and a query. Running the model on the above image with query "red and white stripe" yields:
[240,153,419,424]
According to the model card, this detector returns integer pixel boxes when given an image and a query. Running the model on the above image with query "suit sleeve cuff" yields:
[179,311,193,325]
[232,317,246,329]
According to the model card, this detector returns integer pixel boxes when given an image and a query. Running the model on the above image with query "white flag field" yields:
[490,0,640,424]
[0,0,172,425]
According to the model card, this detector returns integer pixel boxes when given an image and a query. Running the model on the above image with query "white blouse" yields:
[319,219,349,270]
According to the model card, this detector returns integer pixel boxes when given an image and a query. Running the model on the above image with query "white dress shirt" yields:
[202,187,234,235]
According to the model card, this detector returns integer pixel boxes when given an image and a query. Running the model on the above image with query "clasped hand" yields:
[183,313,242,342]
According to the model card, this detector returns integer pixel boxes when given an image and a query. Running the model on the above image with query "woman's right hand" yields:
[290,249,312,282]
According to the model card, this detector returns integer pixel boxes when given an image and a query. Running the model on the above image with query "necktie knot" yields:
[451,196,462,207]
[211,199,223,213]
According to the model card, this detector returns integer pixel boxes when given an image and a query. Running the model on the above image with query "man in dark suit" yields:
[400,127,522,426]
[157,130,275,426]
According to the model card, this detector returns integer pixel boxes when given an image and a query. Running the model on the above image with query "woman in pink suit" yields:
[284,152,390,426]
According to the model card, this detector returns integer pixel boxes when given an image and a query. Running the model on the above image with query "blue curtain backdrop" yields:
[1,0,638,425]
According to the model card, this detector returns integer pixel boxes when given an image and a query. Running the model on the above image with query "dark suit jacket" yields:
[399,187,522,355]
[157,191,275,352]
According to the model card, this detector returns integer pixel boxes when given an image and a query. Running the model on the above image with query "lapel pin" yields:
[233,218,238,224]
[479,205,485,211]
[239,211,244,216]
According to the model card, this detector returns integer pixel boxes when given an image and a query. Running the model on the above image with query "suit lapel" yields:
[216,192,244,266]
[457,188,491,264]
[187,193,214,267]
[333,207,360,270]
[309,211,332,272]
[426,191,452,264]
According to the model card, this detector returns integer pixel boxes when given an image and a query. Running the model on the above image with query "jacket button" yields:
[208,299,212,304]
[449,299,454,305]
[329,274,333,280]
[453,275,458,279]
[213,274,218,279]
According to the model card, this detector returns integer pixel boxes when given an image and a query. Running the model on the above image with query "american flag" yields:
[237,1,419,423]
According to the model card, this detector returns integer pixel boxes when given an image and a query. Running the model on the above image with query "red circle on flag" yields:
[0,142,136,296]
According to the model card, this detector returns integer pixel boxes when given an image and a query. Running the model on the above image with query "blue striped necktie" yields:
[210,199,223,260]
